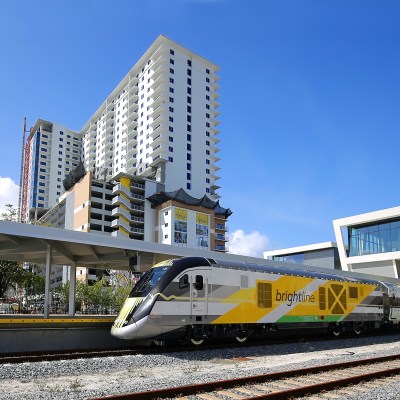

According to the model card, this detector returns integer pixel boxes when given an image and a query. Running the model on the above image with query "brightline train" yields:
[111,257,400,344]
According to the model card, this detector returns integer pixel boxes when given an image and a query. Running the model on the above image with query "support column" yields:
[68,263,76,317]
[44,244,52,318]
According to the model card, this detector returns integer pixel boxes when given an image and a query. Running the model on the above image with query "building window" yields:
[206,150,210,155]
[206,140,210,146]
[206,86,210,92]
[187,154,191,161]
[187,124,191,132]
[169,146,173,152]
[187,69,191,76]
[169,136,173,142]
[170,58,174,65]
[170,49,174,55]
[169,97,174,103]
[169,77,174,83]
[187,182,191,190]
[187,87,191,95]
[187,173,191,180]
[168,156,173,162]
[187,60,192,66]
[187,144,191,151]
[169,116,174,122]
[187,134,191,141]
[187,96,191,104]
[206,159,210,164]
[206,188,210,193]
[206,169,210,174]
[187,163,191,170]
[187,105,191,113]
[169,107,174,113]
[169,68,174,74]
[206,68,210,74]
[169,87,174,93]
[187,78,191,85]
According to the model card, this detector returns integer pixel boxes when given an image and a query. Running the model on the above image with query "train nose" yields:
[111,321,138,340]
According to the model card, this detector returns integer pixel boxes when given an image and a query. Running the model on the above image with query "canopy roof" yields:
[147,188,232,218]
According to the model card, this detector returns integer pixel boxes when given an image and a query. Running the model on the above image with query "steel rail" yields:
[89,353,400,400]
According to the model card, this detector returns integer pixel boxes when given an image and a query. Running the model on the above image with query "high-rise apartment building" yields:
[20,119,81,222]
[80,35,221,199]
[20,35,230,256]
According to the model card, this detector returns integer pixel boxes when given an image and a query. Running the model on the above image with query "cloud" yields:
[0,177,20,214]
[228,229,269,258]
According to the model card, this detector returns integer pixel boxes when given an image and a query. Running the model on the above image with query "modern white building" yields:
[333,206,400,278]
[264,242,341,270]
[264,206,400,279]
[20,35,230,259]
[80,34,221,200]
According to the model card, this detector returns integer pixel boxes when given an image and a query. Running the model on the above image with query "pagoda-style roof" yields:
[147,188,232,218]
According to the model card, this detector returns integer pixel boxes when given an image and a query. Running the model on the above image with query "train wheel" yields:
[188,337,204,346]
[235,335,248,343]
[332,326,341,337]
[354,324,363,335]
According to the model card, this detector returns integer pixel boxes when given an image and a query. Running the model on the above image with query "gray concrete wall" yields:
[0,327,130,354]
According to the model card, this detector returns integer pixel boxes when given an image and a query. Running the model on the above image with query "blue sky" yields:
[0,0,399,256]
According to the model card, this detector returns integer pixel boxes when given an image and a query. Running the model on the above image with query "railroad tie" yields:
[197,393,223,400]
[319,393,343,399]
[216,389,246,399]
[253,384,282,393]
[234,387,264,396]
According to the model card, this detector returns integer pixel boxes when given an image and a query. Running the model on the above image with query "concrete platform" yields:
[0,315,131,354]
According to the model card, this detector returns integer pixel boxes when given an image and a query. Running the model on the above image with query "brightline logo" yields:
[276,289,315,306]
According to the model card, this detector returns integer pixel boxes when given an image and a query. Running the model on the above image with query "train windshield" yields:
[129,266,169,297]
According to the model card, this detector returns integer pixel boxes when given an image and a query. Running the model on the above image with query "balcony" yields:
[111,207,131,220]
[215,233,227,242]
[131,182,145,190]
[112,195,131,209]
[215,223,228,232]
[215,244,227,252]
[111,218,131,233]
[111,230,129,239]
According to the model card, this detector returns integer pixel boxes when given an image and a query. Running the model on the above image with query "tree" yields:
[0,204,26,299]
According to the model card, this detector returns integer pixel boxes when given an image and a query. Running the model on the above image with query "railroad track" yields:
[90,354,400,400]
[0,331,396,364]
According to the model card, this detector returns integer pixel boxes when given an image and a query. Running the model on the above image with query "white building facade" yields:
[333,206,400,278]
[80,35,221,200]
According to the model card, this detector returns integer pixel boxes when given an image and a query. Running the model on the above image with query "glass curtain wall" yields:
[348,220,400,256]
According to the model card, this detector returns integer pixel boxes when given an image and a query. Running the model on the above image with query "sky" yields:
[0,0,399,257]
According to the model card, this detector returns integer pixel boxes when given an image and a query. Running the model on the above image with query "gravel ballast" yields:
[1,334,400,399]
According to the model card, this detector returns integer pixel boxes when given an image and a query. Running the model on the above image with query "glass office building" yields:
[348,219,400,256]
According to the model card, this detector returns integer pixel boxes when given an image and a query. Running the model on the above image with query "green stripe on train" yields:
[277,315,343,323]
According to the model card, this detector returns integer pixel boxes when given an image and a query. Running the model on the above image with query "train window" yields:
[257,282,272,308]
[194,275,204,290]
[179,274,189,289]
[319,287,326,310]
[349,287,358,299]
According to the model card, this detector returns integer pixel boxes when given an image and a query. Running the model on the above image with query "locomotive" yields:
[111,257,400,345]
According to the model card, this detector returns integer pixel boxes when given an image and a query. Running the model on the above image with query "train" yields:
[111,257,400,345]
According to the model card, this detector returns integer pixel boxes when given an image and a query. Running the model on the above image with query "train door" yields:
[189,269,209,316]
[388,286,400,321]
